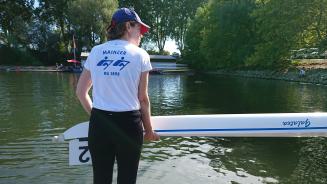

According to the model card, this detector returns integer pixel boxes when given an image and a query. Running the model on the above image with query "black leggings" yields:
[88,108,143,184]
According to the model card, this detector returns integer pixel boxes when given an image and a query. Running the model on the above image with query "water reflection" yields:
[182,75,327,114]
[1,72,327,183]
[287,138,327,184]
[141,137,281,183]
[0,72,90,184]
[149,75,186,115]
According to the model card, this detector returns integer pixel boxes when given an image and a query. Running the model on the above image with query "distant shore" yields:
[210,68,327,85]
[2,61,327,85]
[0,65,84,73]
[0,65,60,72]
[209,59,327,85]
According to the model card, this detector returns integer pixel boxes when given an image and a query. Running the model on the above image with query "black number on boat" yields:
[78,138,90,163]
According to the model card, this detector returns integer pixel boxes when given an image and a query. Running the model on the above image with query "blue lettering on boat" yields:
[282,118,311,127]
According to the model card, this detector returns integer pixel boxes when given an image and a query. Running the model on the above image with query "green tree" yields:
[118,0,172,52]
[67,0,118,48]
[185,0,327,69]
[306,0,327,51]
[204,0,256,68]
[0,0,34,47]
[183,4,210,69]
[247,0,327,68]
[37,0,72,47]
[119,0,142,11]
[26,17,64,65]
[119,0,205,54]
[170,0,205,52]
[184,0,256,69]
[145,0,176,53]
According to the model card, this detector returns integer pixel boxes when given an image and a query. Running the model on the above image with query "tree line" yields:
[184,0,327,69]
[0,0,202,65]
[1,0,326,69]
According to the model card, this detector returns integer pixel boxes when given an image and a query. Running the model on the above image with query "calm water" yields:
[0,72,326,184]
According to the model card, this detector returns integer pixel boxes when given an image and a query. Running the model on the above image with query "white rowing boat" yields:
[54,113,327,165]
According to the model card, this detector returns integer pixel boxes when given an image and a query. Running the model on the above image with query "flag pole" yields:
[73,35,76,67]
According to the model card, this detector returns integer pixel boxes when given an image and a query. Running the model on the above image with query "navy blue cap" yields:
[110,8,150,35]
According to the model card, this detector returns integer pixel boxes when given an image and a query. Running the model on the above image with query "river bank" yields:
[0,65,84,73]
[2,63,327,85]
[0,65,59,72]
[208,59,327,85]
[0,63,190,74]
[210,68,327,85]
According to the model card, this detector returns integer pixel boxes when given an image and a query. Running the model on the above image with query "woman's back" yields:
[84,39,151,112]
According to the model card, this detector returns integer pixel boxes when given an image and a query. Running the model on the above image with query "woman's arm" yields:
[76,69,93,115]
[138,71,160,141]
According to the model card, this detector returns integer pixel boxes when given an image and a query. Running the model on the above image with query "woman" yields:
[76,8,160,184]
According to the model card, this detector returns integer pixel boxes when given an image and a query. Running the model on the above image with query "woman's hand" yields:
[144,130,160,141]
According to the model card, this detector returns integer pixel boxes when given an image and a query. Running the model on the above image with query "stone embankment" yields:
[0,65,59,72]
[211,68,327,85]
[210,59,327,85]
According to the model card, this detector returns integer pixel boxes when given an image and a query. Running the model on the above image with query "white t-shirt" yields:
[84,40,152,112]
